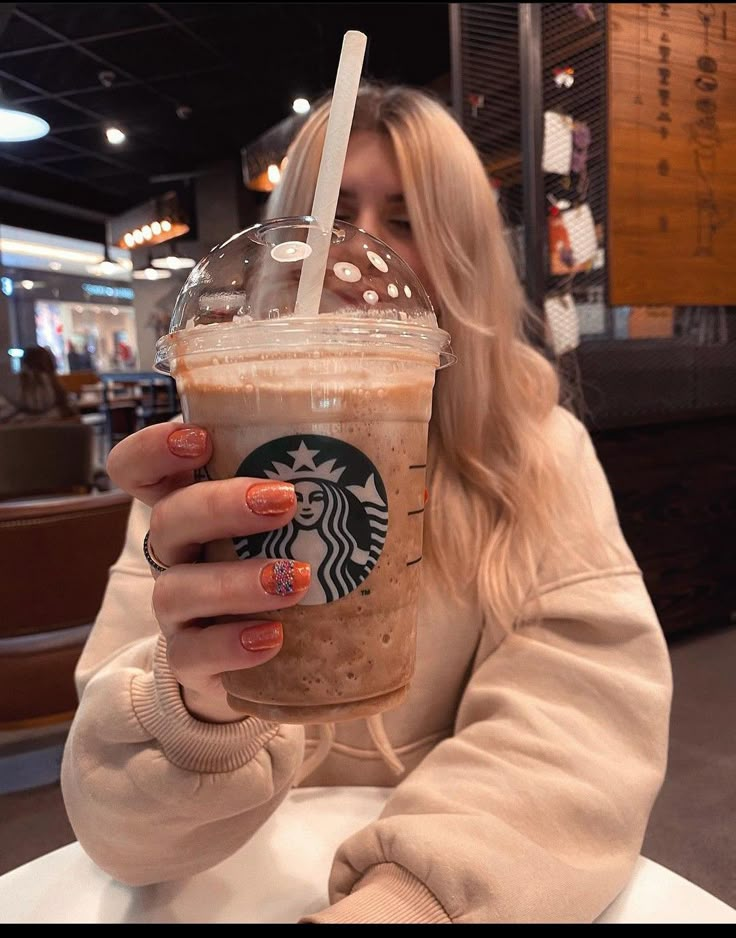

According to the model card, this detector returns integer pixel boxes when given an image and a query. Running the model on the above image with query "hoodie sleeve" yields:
[303,411,673,923]
[61,496,305,887]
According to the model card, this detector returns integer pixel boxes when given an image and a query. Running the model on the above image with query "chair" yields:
[136,376,179,427]
[0,490,132,727]
[0,422,94,500]
[57,371,100,398]
[98,372,180,441]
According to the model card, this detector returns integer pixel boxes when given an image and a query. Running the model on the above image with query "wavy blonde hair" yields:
[267,84,563,632]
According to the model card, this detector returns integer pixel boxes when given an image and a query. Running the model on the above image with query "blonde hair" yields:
[267,84,563,632]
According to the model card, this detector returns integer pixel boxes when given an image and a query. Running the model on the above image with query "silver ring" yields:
[143,529,169,574]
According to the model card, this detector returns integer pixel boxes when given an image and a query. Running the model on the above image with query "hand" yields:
[107,422,310,723]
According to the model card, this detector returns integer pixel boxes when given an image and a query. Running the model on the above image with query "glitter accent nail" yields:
[261,559,311,596]
[274,559,293,596]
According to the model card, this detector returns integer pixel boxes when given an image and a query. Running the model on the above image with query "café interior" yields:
[0,2,734,925]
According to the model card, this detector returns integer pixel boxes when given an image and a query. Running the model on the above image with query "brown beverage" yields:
[156,217,452,724]
[174,348,436,723]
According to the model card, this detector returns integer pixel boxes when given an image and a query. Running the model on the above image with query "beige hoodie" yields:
[60,408,672,923]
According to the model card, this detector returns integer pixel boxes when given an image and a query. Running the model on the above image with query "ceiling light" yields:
[133,254,172,280]
[1,238,103,265]
[90,243,125,277]
[105,126,126,145]
[93,259,123,276]
[133,267,172,281]
[292,97,310,115]
[151,242,197,270]
[114,217,188,249]
[49,261,62,271]
[267,163,281,185]
[20,279,35,290]
[150,256,196,270]
[0,106,50,142]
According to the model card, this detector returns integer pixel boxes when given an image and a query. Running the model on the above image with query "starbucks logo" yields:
[234,435,388,605]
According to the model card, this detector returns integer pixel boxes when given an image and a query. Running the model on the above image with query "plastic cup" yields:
[156,216,453,723]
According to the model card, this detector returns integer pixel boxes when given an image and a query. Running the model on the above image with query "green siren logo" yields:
[234,435,388,605]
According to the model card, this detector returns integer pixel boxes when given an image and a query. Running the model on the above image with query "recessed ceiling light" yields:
[20,279,35,290]
[105,126,125,145]
[48,261,62,271]
[267,163,281,185]
[123,233,135,248]
[0,107,49,142]
[292,97,310,115]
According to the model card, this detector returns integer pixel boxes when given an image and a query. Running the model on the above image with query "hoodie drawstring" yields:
[295,713,405,785]
[365,714,405,776]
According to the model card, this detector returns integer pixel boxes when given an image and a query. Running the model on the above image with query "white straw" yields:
[294,30,367,317]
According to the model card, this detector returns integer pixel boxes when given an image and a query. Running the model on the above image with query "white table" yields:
[0,787,734,924]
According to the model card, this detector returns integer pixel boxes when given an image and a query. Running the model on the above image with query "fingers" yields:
[153,559,311,635]
[107,422,212,507]
[166,619,284,683]
[169,619,285,722]
[148,477,297,566]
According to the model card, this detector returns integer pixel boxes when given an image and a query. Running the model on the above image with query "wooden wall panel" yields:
[608,3,736,305]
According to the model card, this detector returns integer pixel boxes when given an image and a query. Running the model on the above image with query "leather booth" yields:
[0,490,132,726]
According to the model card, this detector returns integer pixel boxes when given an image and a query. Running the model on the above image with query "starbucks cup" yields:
[156,216,453,724]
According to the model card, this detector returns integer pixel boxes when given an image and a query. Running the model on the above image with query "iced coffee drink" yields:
[156,218,452,723]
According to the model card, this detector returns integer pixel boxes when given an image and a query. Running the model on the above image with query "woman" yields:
[0,346,78,424]
[61,84,672,923]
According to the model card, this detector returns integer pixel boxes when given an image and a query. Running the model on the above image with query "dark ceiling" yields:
[0,2,451,232]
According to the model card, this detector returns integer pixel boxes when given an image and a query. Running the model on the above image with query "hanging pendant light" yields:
[151,240,197,270]
[133,252,173,280]
[88,220,129,277]
[90,243,125,277]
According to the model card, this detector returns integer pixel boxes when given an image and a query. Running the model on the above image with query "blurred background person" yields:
[67,340,94,373]
[0,346,79,425]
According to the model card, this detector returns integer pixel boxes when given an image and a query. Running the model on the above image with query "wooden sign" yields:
[608,3,736,305]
